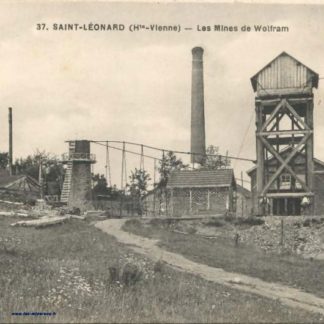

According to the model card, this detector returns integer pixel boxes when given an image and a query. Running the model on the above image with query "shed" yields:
[166,169,236,217]
[236,184,252,218]
[0,169,40,202]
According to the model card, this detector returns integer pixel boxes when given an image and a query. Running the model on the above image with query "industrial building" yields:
[248,52,323,216]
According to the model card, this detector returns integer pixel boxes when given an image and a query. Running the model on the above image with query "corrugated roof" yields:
[167,169,235,188]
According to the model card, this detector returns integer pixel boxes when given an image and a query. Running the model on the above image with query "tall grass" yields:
[0,216,323,323]
[123,218,324,300]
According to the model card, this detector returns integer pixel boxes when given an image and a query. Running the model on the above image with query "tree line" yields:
[0,145,230,200]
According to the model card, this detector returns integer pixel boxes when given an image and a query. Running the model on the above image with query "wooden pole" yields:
[8,108,13,176]
[39,160,43,199]
[280,218,284,246]
[306,100,314,215]
[225,151,229,169]
[153,159,156,216]
[105,142,108,185]
[256,101,265,214]
[241,171,244,217]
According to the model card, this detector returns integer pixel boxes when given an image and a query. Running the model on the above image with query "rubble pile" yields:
[238,216,324,258]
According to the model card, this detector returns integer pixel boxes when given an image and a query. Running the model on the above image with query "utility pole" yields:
[8,108,13,176]
[241,171,244,217]
[39,160,44,199]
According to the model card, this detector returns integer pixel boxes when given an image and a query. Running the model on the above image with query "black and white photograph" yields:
[1,0,324,323]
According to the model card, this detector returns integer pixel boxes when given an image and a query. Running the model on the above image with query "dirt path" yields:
[95,219,324,315]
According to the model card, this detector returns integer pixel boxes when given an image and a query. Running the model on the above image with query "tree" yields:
[13,150,62,179]
[158,151,188,187]
[128,168,151,216]
[203,145,231,170]
[128,168,151,198]
[92,173,113,199]
[13,150,64,195]
[0,152,9,169]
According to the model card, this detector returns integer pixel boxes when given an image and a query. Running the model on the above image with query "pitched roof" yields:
[0,169,40,189]
[250,51,319,91]
[167,169,235,188]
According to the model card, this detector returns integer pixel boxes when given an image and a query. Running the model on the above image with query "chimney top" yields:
[192,47,204,59]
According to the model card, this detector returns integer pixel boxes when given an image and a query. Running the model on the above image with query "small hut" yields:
[166,169,236,217]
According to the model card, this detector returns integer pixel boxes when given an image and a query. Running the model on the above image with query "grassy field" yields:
[1,216,324,323]
[123,218,324,300]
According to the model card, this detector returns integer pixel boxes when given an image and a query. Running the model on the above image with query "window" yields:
[280,174,291,190]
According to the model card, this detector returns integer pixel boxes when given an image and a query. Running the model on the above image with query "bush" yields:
[153,259,165,273]
[303,218,324,227]
[235,217,265,226]
[224,214,236,223]
[149,218,164,227]
[187,226,197,234]
[109,262,143,286]
[204,218,226,227]
[121,262,142,286]
[125,218,142,228]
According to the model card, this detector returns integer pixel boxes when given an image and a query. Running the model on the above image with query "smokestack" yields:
[191,46,206,166]
[8,107,13,176]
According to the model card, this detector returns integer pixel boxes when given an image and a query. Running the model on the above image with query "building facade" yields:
[166,169,236,217]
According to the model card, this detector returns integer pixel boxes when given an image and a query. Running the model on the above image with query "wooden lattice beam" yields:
[259,133,310,195]
[285,99,310,130]
[261,100,285,132]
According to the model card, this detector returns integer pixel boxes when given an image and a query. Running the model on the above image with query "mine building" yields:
[167,169,236,217]
[248,51,324,216]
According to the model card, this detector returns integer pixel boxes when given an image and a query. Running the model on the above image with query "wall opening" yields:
[272,198,301,216]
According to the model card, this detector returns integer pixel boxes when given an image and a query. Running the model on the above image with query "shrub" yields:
[108,266,119,283]
[303,218,324,227]
[236,217,265,226]
[204,218,226,227]
[125,218,142,228]
[224,214,236,223]
[153,259,165,273]
[187,226,197,234]
[121,262,142,286]
[149,218,164,227]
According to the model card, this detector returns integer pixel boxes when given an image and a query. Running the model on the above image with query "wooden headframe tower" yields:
[251,52,319,215]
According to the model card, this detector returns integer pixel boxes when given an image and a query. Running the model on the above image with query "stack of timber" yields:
[0,211,29,217]
[10,213,86,228]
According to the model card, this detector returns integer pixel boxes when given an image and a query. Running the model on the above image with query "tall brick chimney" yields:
[191,46,206,166]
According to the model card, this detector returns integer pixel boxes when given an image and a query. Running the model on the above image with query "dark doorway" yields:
[272,198,301,215]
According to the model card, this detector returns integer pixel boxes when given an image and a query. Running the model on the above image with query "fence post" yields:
[280,218,284,246]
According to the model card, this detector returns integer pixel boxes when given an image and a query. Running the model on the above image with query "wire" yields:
[91,140,254,162]
[106,142,112,187]
[94,141,252,187]
[233,109,254,168]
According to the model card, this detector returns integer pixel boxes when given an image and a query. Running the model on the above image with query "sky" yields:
[1,1,324,189]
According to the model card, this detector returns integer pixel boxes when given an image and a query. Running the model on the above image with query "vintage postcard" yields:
[1,1,324,323]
